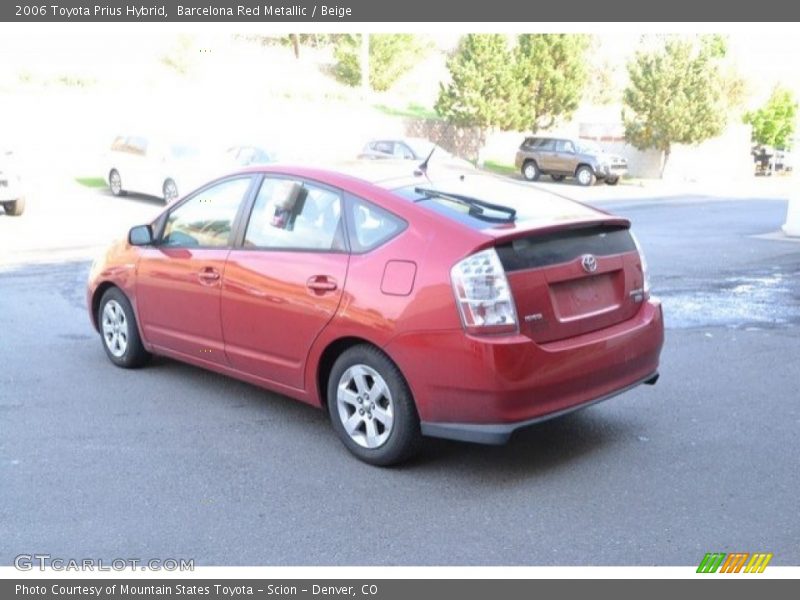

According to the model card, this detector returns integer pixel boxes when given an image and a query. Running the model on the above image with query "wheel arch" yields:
[90,281,119,332]
[315,336,404,409]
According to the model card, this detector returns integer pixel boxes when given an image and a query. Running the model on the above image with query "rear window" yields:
[496,226,636,272]
[391,176,600,230]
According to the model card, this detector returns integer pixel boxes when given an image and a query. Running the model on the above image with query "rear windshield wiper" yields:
[413,187,517,223]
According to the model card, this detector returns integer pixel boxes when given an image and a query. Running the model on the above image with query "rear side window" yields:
[536,138,555,151]
[244,177,345,251]
[127,136,148,156]
[345,195,406,253]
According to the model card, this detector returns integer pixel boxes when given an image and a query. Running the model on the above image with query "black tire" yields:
[521,160,540,181]
[575,165,596,187]
[109,169,125,196]
[97,287,151,369]
[163,179,179,203]
[606,177,620,186]
[3,197,25,216]
[327,344,421,466]
[550,174,566,182]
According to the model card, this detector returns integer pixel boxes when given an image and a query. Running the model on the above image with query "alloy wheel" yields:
[101,299,129,358]
[336,364,395,449]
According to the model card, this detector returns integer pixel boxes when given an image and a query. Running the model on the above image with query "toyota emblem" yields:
[581,254,598,273]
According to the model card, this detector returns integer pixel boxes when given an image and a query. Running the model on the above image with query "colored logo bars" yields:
[697,552,773,573]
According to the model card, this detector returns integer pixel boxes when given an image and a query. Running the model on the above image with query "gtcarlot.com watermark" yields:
[14,554,194,571]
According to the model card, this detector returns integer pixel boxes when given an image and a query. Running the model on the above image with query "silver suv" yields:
[515,136,628,186]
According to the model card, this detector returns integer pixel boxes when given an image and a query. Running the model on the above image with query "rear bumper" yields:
[421,371,659,444]
[385,299,664,443]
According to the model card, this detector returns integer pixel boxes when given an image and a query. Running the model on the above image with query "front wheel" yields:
[327,345,421,466]
[3,197,25,216]
[576,165,596,186]
[98,287,151,368]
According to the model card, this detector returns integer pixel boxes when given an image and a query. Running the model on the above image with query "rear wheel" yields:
[606,176,620,186]
[550,174,566,182]
[98,287,150,368]
[522,160,540,181]
[3,197,25,216]
[576,165,596,186]
[109,169,124,196]
[163,179,178,203]
[327,345,421,466]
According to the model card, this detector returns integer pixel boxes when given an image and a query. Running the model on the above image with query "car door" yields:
[535,138,558,171]
[124,135,150,194]
[552,139,578,174]
[221,176,349,390]
[135,176,256,364]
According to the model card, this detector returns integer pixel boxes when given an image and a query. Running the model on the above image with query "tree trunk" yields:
[290,34,300,59]
[360,34,370,97]
[660,146,671,178]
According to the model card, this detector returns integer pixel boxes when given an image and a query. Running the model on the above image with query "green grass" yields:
[482,160,517,176]
[373,103,440,120]
[75,177,107,188]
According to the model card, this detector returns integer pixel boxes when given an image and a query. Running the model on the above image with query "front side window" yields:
[244,178,345,251]
[373,141,393,155]
[555,140,575,153]
[394,143,415,159]
[161,177,251,247]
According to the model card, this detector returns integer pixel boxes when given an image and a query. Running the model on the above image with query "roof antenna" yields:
[414,144,436,179]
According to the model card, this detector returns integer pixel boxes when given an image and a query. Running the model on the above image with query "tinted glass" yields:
[555,140,575,153]
[161,177,251,247]
[244,178,344,251]
[347,196,406,252]
[537,138,555,150]
[496,227,636,272]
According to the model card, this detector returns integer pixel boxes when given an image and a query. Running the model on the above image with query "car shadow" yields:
[96,188,166,207]
[408,409,630,479]
[148,355,627,480]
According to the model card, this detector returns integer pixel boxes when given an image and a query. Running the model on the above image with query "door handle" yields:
[306,276,337,292]
[198,267,221,284]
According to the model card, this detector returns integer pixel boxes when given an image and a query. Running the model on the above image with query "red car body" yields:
[88,164,663,449]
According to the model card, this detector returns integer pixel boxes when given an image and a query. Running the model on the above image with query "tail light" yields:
[630,231,651,295]
[450,248,518,335]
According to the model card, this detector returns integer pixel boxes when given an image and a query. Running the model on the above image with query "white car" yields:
[0,150,25,216]
[106,135,219,203]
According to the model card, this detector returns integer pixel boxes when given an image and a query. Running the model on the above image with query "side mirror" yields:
[129,224,153,246]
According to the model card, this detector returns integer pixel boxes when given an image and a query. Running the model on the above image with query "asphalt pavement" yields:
[1,186,798,566]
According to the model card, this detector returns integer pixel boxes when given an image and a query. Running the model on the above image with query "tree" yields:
[435,34,518,144]
[623,36,729,176]
[511,34,591,132]
[333,34,430,92]
[744,87,798,149]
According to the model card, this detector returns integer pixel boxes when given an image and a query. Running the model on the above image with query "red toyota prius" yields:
[87,164,664,465]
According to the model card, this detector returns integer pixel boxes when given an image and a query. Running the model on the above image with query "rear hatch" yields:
[494,223,646,343]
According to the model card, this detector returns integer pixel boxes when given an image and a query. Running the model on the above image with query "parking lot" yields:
[1,179,798,565]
